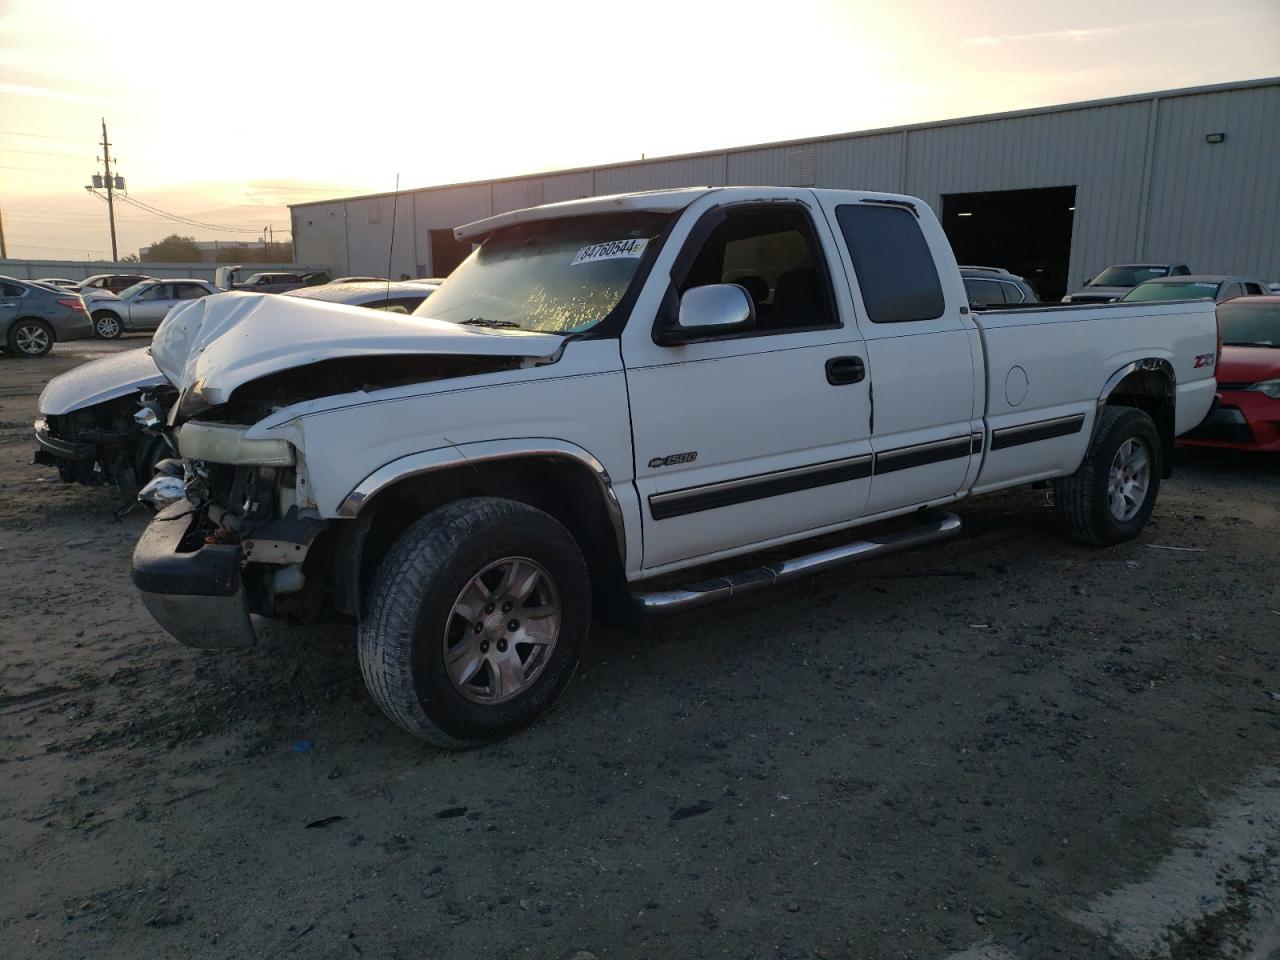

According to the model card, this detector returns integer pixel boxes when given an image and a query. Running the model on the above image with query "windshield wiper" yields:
[459,316,522,329]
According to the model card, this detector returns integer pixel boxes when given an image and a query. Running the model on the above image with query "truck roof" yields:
[455,187,713,241]
[454,186,930,242]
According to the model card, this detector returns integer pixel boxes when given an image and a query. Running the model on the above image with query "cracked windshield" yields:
[412,212,670,333]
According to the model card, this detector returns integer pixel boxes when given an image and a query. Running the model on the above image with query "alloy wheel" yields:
[442,557,562,704]
[14,322,51,356]
[1107,437,1150,522]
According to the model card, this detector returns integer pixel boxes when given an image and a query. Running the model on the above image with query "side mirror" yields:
[658,283,755,345]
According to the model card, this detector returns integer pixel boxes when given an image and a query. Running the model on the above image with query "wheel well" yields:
[1103,368,1175,477]
[10,317,55,340]
[92,309,120,320]
[334,456,630,622]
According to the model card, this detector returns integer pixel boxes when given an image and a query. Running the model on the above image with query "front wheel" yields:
[1055,406,1161,546]
[7,319,54,357]
[359,497,590,748]
[93,312,122,339]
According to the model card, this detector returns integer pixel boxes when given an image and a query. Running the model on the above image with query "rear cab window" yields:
[835,204,945,323]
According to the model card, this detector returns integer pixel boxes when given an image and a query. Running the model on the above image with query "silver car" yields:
[89,279,220,339]
[1062,262,1192,303]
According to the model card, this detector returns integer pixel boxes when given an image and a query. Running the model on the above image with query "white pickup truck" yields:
[131,186,1219,747]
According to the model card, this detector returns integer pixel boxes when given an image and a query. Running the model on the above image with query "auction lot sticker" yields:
[571,238,649,265]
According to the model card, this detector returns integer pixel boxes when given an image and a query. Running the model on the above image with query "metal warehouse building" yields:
[291,77,1279,301]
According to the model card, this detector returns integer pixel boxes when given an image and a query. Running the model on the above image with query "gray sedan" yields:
[1,276,94,358]
[89,279,220,339]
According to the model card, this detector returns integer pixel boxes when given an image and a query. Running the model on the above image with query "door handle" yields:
[825,356,866,385]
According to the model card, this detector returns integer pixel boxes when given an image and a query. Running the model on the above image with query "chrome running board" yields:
[631,511,962,614]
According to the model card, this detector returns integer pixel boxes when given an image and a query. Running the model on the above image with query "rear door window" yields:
[963,278,1005,306]
[835,204,945,323]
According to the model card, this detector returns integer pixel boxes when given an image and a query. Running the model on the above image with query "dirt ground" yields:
[1,339,1278,960]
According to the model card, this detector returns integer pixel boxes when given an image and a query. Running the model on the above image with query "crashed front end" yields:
[132,420,326,648]
[129,291,564,648]
[33,347,175,495]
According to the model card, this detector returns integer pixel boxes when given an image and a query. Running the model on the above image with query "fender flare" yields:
[335,438,627,562]
[1096,357,1176,476]
[1098,357,1176,404]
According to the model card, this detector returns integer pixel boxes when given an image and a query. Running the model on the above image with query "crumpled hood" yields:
[38,346,167,416]
[151,291,567,414]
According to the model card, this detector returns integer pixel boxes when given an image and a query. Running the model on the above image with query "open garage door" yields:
[941,186,1076,301]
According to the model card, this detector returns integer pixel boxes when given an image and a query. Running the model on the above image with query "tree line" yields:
[136,234,294,263]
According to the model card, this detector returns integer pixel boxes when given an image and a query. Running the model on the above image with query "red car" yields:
[1181,296,1280,452]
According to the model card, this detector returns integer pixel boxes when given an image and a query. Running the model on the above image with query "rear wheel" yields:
[93,312,122,339]
[358,497,590,748]
[1055,406,1161,546]
[7,319,54,357]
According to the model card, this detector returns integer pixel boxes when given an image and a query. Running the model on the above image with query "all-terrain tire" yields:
[358,497,590,748]
[1055,406,1161,547]
[93,312,122,339]
[7,318,54,357]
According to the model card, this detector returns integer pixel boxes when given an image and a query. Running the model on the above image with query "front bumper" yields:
[132,500,257,648]
[1179,390,1280,452]
[33,416,95,463]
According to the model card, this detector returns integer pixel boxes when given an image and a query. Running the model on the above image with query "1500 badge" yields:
[648,451,697,469]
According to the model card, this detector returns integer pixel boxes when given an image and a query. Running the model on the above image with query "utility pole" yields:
[100,118,119,261]
[0,207,7,259]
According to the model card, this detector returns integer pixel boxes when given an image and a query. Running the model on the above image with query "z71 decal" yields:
[648,451,697,469]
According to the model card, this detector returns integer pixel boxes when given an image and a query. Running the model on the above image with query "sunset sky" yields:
[2,0,1277,260]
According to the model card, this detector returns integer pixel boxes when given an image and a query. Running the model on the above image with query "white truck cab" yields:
[131,187,1219,747]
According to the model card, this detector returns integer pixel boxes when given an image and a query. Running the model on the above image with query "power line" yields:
[6,241,113,255]
[0,129,83,143]
[117,193,289,234]
[128,195,286,231]
[0,146,87,158]
[117,195,263,234]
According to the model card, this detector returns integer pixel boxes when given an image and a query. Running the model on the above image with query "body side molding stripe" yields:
[649,455,874,521]
[648,433,981,520]
[872,436,972,475]
[990,413,1086,450]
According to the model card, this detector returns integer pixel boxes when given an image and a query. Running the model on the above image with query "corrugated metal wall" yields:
[291,79,1280,288]
[292,203,349,275]
[340,194,418,279]
[902,99,1154,290]
[1144,83,1280,279]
